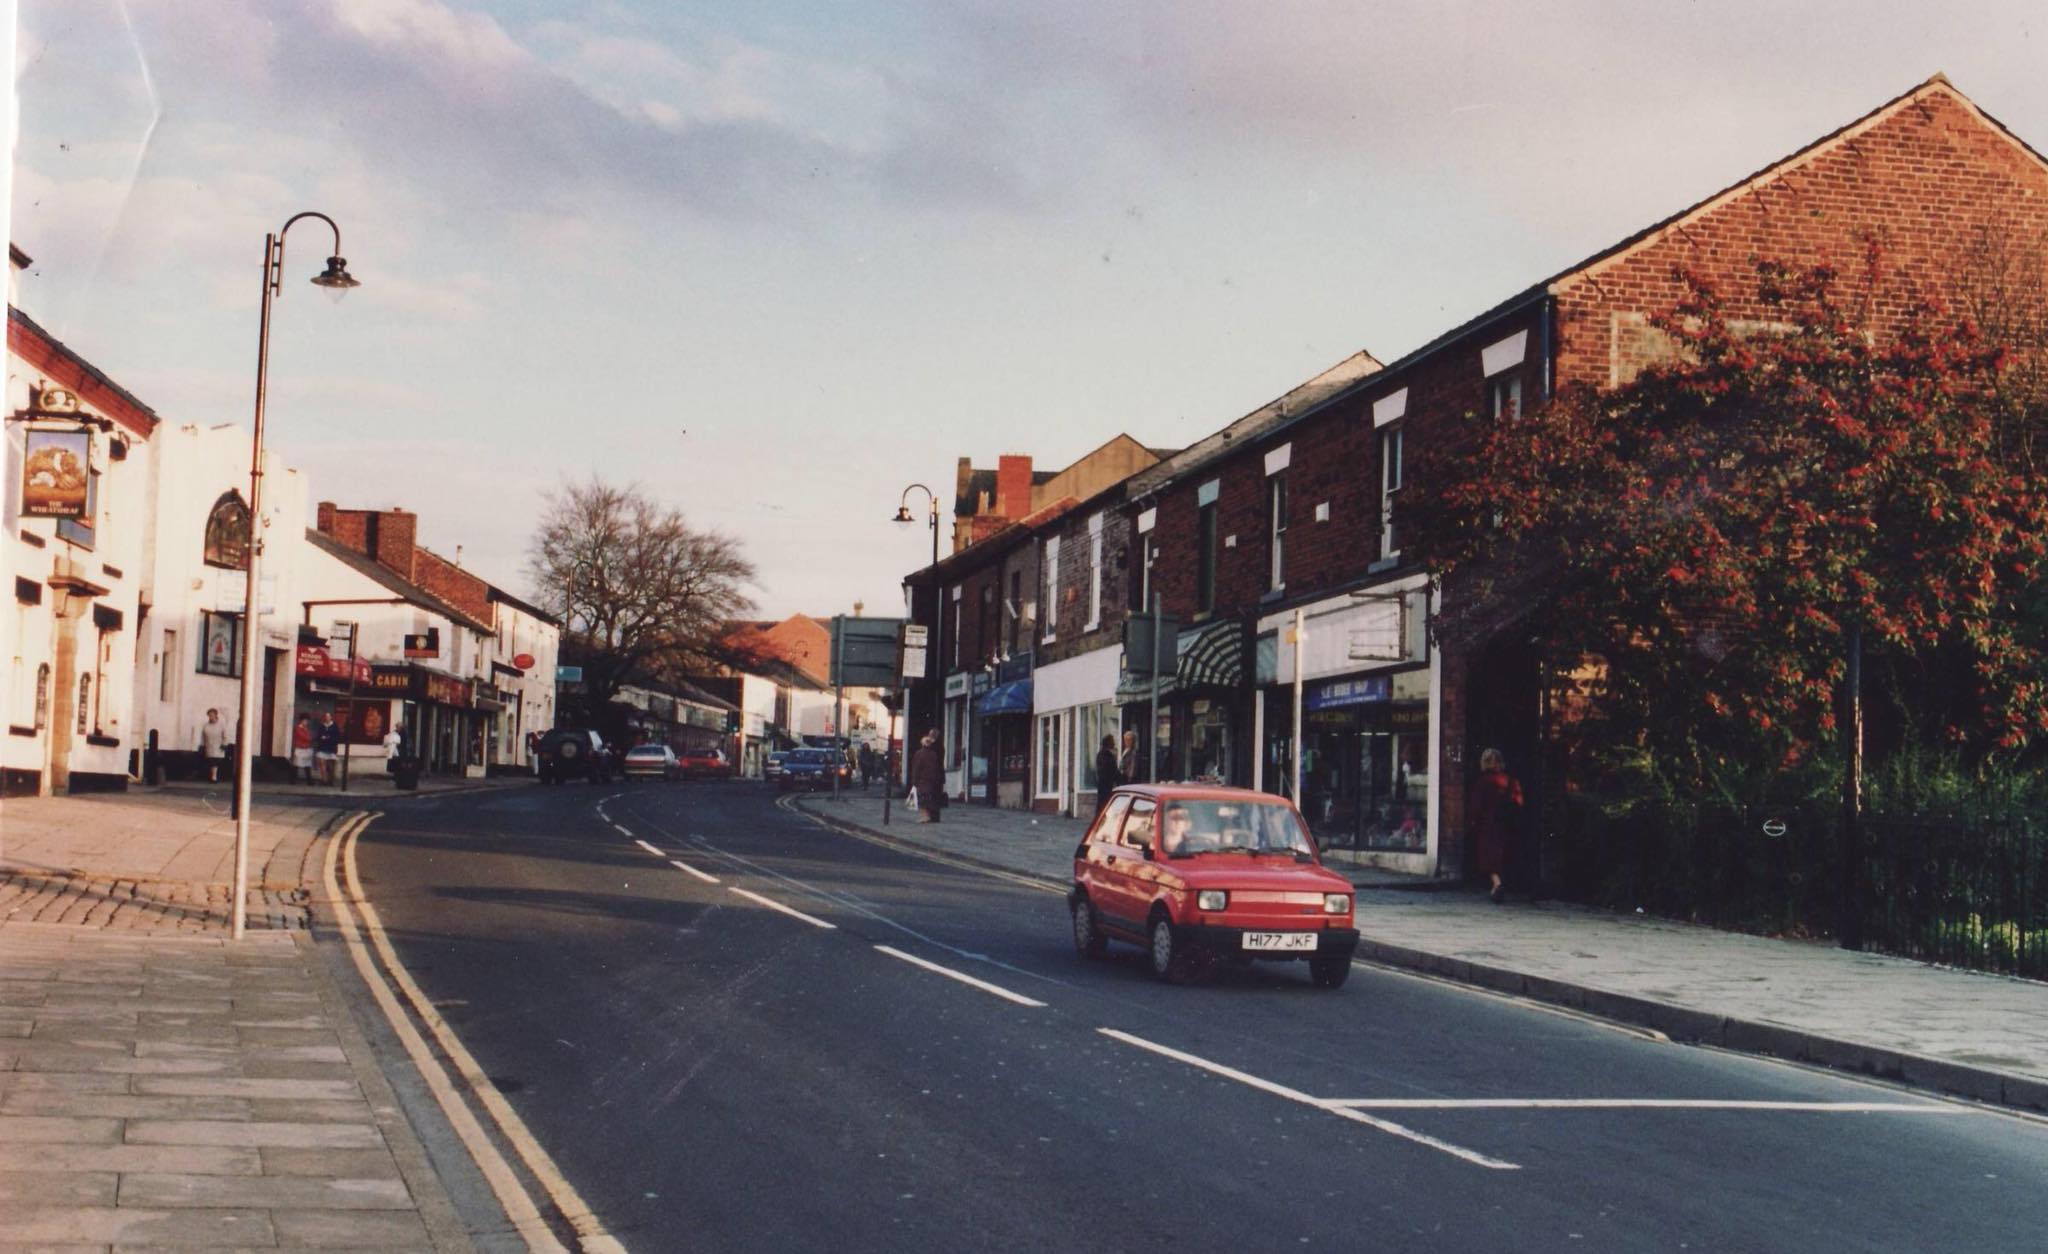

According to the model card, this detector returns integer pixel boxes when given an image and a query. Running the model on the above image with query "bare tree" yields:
[528,477,756,709]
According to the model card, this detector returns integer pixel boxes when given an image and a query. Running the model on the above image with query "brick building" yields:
[901,74,2048,878]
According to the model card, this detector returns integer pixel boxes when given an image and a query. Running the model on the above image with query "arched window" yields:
[203,491,252,570]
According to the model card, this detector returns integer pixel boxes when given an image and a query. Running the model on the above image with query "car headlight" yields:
[1324,893,1351,915]
[1196,890,1228,912]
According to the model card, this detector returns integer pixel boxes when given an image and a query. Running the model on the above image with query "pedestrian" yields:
[315,712,342,785]
[291,716,315,784]
[382,724,403,775]
[198,708,228,782]
[1093,734,1120,817]
[858,743,875,792]
[910,730,944,824]
[1467,747,1525,904]
[1118,728,1140,787]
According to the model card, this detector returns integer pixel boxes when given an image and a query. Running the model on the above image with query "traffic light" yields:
[724,709,740,733]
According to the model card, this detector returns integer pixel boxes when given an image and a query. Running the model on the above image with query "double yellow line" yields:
[323,811,625,1253]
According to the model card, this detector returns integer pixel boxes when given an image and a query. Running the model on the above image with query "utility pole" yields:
[337,621,359,794]
[831,616,846,802]
[1148,592,1163,784]
[1290,608,1306,805]
[1840,623,1865,950]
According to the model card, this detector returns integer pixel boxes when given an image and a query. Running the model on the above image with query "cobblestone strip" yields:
[0,871,311,932]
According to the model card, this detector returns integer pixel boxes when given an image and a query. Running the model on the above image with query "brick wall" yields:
[413,548,491,627]
[1036,504,1136,667]
[1554,86,2048,390]
[315,503,418,582]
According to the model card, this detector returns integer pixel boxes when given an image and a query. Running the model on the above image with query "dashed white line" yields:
[873,945,1047,1008]
[632,837,664,857]
[669,858,720,885]
[613,824,637,839]
[728,886,836,929]
[1324,1098,1973,1113]
[1096,1027,1520,1171]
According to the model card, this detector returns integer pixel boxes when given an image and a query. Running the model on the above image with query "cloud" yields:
[25,0,1050,223]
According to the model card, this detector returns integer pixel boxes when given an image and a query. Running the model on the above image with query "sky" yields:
[9,1,2048,621]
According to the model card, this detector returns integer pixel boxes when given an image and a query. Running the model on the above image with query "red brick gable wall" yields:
[1554,86,2048,389]
[414,548,492,627]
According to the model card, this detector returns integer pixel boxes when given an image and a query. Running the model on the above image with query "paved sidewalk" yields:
[0,789,478,1249]
[796,789,2048,1114]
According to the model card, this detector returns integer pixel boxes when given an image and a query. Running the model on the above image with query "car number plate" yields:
[1242,931,1317,952]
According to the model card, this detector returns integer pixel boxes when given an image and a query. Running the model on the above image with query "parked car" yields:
[621,744,680,782]
[677,746,733,781]
[536,729,611,785]
[763,751,789,784]
[1069,784,1358,987]
[778,747,851,791]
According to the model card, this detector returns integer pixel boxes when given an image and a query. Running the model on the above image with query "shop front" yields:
[1113,617,1247,788]
[974,656,1033,809]
[941,672,970,800]
[1265,671,1430,853]
[366,664,483,776]
[1031,644,1122,815]
[293,643,388,778]
[1256,579,1438,873]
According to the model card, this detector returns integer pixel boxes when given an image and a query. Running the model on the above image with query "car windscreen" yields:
[1157,800,1315,858]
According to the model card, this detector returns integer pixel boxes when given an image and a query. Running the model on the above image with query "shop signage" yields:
[200,611,241,678]
[830,615,907,687]
[420,671,473,709]
[1305,674,1391,710]
[368,666,413,695]
[557,665,584,683]
[20,429,91,519]
[513,652,536,670]
[944,673,970,698]
[294,644,372,686]
[971,671,992,695]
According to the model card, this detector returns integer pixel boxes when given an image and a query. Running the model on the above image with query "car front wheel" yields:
[1309,952,1352,989]
[1071,895,1107,960]
[1148,916,1190,985]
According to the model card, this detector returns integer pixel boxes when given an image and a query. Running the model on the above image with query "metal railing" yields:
[1542,795,2048,979]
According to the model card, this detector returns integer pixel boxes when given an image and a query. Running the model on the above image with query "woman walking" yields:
[910,731,945,824]
[1467,748,1524,904]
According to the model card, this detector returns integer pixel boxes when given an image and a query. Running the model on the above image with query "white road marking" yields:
[668,859,720,885]
[874,945,1047,1008]
[1096,1028,1520,1171]
[728,886,836,929]
[614,824,637,839]
[632,837,663,856]
[1324,1098,1974,1113]
[326,813,624,1251]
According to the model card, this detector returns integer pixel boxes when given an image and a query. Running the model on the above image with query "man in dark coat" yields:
[910,731,945,823]
[1093,734,1120,818]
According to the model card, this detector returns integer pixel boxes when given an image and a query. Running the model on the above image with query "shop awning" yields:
[1114,618,1244,704]
[976,678,1033,717]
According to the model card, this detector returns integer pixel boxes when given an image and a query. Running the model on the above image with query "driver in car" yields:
[1161,804,1214,855]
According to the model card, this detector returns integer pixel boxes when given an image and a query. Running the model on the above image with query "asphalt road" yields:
[348,780,2048,1253]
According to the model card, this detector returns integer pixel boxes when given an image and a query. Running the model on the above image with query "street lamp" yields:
[892,484,941,802]
[232,212,360,940]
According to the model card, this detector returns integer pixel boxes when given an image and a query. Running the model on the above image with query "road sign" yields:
[831,616,906,687]
[556,665,583,682]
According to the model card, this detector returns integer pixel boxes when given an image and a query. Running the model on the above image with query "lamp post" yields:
[892,484,941,798]
[232,212,360,941]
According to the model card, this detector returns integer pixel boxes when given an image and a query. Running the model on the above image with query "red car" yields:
[1070,784,1358,987]
[677,747,733,781]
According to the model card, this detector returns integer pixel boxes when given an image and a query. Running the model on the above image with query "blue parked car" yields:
[778,748,850,791]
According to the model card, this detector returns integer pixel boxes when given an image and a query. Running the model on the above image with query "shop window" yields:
[203,491,252,569]
[1036,712,1063,797]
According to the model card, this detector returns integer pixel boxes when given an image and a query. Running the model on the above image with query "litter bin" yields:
[392,756,421,791]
